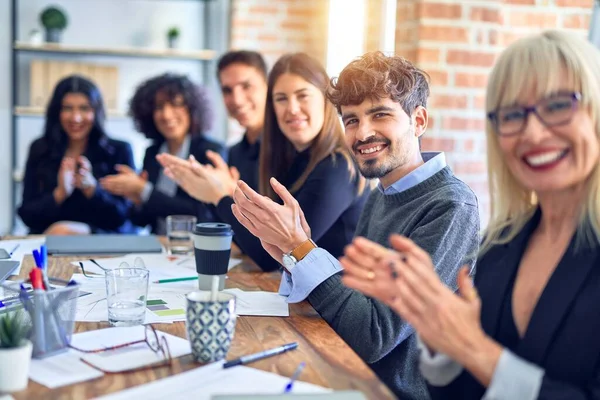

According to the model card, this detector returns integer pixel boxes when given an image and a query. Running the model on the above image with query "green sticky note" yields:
[153,308,185,317]
[147,299,167,306]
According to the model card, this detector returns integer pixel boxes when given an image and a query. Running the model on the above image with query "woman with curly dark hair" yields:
[18,75,134,235]
[100,73,225,234]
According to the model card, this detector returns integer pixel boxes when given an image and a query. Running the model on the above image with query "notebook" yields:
[46,235,163,255]
[0,261,19,282]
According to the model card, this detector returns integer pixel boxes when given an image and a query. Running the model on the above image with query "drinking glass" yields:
[105,268,149,326]
[166,215,197,255]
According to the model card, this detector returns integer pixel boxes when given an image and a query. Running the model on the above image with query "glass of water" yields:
[105,268,149,327]
[166,215,197,255]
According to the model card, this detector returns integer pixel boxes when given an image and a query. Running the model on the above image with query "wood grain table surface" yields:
[6,241,394,400]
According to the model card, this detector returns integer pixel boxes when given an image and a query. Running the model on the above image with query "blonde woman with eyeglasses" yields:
[340,30,600,399]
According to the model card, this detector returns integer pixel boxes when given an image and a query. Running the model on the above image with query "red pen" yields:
[29,268,45,291]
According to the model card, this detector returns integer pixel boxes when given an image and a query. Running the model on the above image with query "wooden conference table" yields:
[10,241,394,400]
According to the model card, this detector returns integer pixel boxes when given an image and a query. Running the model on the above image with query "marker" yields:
[223,342,298,369]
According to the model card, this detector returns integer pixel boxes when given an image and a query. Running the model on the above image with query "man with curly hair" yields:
[100,73,226,234]
[231,51,481,399]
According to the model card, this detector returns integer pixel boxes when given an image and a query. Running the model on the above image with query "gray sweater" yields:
[307,166,480,400]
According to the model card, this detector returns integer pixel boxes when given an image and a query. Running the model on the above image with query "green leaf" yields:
[0,310,30,349]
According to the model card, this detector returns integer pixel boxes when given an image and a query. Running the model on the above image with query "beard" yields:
[351,127,413,179]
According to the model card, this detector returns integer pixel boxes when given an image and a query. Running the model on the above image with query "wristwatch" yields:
[282,239,317,271]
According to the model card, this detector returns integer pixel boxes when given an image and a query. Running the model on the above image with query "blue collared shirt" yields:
[279,151,447,303]
[378,152,446,195]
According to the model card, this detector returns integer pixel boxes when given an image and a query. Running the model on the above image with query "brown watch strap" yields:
[290,239,317,262]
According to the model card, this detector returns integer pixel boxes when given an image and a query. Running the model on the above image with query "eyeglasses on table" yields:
[68,324,172,374]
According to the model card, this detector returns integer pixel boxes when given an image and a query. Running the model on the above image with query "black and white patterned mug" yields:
[185,291,236,363]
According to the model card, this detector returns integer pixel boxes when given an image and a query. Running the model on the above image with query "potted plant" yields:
[40,5,68,43]
[167,27,180,49]
[0,311,32,392]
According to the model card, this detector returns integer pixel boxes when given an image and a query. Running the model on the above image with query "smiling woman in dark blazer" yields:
[18,75,134,234]
[340,30,600,400]
[100,74,226,234]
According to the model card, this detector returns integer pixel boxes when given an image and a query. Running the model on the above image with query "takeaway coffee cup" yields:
[193,223,234,291]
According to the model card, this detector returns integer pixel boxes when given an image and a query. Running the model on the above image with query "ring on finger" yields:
[366,270,375,280]
[388,261,399,280]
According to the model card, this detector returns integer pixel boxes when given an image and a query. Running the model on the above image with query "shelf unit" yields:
[14,42,217,61]
[9,0,230,231]
[13,106,127,118]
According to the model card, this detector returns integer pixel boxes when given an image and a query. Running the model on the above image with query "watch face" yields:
[282,254,296,270]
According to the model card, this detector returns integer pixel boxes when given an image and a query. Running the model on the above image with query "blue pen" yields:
[37,246,52,290]
[41,245,47,270]
[32,249,41,268]
[283,361,306,393]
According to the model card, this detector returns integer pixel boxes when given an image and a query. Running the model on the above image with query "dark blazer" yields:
[130,134,226,233]
[428,208,600,400]
[18,137,135,234]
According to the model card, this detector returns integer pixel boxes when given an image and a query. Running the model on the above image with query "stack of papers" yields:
[96,360,329,399]
[72,254,243,281]
[29,326,191,388]
[72,274,289,323]
[72,274,189,324]
[0,237,46,276]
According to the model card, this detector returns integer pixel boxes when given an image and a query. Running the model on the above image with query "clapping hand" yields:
[158,150,240,205]
[231,178,311,257]
[100,165,148,203]
[342,234,502,385]
[74,156,97,198]
[54,157,76,203]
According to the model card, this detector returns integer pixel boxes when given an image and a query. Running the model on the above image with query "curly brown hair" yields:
[128,73,215,142]
[327,51,430,116]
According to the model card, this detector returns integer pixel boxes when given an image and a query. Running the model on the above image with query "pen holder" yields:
[1,278,80,359]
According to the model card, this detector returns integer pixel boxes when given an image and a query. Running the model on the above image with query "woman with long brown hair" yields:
[160,53,368,271]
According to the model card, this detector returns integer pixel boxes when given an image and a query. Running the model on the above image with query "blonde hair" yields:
[481,30,600,255]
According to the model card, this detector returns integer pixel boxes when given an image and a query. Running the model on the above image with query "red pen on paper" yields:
[29,268,45,291]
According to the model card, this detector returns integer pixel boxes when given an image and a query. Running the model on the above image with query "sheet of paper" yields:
[224,288,289,317]
[0,237,45,276]
[95,361,329,400]
[72,274,185,323]
[29,326,191,388]
[75,326,191,373]
[71,254,242,282]
[29,350,103,388]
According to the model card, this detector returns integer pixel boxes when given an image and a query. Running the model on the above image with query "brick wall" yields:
[396,0,594,225]
[228,0,594,225]
[365,0,386,52]
[230,0,329,67]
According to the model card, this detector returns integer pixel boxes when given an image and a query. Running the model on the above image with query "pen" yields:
[39,245,52,290]
[32,249,42,268]
[153,276,197,284]
[9,244,19,256]
[284,362,306,393]
[41,245,47,270]
[223,342,298,369]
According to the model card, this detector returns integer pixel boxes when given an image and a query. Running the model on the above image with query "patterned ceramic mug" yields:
[185,291,236,362]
